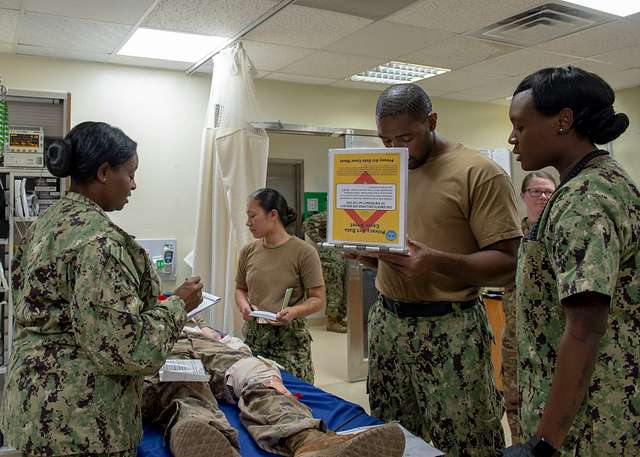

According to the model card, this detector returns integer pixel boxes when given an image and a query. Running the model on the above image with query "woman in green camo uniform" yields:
[499,66,639,456]
[0,121,203,456]
[235,188,325,383]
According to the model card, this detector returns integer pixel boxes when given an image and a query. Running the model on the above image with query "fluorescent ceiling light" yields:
[118,28,227,62]
[350,61,449,85]
[562,1,640,16]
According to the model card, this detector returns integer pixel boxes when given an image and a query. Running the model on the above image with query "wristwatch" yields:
[528,436,559,457]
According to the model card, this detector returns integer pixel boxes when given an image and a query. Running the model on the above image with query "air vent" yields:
[468,2,616,47]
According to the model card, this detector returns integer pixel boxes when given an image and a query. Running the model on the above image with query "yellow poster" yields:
[327,148,407,251]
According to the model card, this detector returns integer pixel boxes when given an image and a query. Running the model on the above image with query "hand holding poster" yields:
[326,148,408,253]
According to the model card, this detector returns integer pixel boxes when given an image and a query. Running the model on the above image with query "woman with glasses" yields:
[498,66,639,456]
[520,172,557,233]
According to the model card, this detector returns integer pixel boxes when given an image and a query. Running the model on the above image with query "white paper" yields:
[187,291,221,319]
[249,310,278,321]
[336,184,396,210]
[159,359,210,382]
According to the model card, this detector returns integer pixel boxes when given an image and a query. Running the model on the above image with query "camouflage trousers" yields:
[142,335,321,456]
[321,254,346,322]
[368,297,505,457]
[501,288,521,443]
[243,318,314,384]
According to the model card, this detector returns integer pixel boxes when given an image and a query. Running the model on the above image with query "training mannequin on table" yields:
[142,318,405,457]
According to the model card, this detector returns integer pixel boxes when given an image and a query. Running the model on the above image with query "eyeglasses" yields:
[525,188,554,198]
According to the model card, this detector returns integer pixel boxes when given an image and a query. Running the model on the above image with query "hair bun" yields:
[286,207,298,225]
[590,111,629,145]
[46,139,73,177]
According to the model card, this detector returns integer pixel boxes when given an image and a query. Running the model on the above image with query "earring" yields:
[559,128,564,133]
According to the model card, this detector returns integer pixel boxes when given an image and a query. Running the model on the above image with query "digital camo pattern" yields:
[367,298,505,457]
[243,318,314,384]
[143,330,321,456]
[303,212,346,322]
[501,217,532,444]
[516,158,640,455]
[1,192,186,456]
[501,286,521,443]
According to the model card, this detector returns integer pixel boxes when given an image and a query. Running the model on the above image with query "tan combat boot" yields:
[170,418,240,457]
[326,317,347,333]
[287,423,405,457]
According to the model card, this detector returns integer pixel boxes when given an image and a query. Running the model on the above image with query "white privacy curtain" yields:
[189,42,268,333]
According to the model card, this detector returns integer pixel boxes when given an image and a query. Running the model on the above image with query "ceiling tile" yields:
[330,79,453,98]
[537,19,640,58]
[402,36,521,70]
[23,0,156,25]
[417,69,499,92]
[278,51,384,79]
[593,68,640,90]
[460,48,576,77]
[143,0,277,37]
[570,58,632,75]
[245,4,371,49]
[330,79,389,91]
[108,54,191,71]
[441,92,495,102]
[19,12,131,53]
[242,40,314,72]
[0,1,20,9]
[591,46,640,69]
[0,8,18,43]
[324,21,454,59]
[266,72,336,85]
[295,0,416,21]
[16,44,109,63]
[386,0,547,34]
[458,77,521,98]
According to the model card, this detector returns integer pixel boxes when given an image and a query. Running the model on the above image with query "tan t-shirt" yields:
[236,236,325,313]
[376,144,522,302]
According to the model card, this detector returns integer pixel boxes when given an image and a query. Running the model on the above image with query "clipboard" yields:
[187,292,221,319]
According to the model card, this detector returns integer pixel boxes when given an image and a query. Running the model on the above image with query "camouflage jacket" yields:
[1,192,186,455]
[516,158,640,452]
[303,211,344,266]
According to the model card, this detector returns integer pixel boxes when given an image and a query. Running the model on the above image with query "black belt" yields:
[381,295,479,318]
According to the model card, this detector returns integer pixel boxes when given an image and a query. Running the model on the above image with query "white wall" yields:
[611,86,640,184]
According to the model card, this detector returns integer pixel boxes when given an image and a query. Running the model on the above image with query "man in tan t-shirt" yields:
[359,83,522,457]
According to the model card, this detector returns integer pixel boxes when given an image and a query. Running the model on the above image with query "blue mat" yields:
[138,371,381,457]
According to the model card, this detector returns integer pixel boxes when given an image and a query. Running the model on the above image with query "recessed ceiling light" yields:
[562,1,640,16]
[118,28,227,63]
[350,61,449,85]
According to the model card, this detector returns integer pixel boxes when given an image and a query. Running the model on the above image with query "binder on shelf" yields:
[14,178,23,217]
[20,178,30,217]
[0,262,8,291]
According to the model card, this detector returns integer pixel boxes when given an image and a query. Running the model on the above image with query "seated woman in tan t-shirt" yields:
[235,188,325,383]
